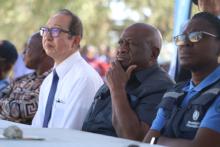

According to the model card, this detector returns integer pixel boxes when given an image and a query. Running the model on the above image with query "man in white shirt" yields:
[32,9,103,129]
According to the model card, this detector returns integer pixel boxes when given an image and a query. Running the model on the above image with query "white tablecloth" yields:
[0,120,164,147]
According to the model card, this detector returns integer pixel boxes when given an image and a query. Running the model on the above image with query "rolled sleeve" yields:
[200,96,220,133]
[136,92,163,125]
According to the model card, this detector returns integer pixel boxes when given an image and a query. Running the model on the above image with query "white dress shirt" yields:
[32,51,103,129]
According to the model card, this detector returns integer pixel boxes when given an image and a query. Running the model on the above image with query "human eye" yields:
[128,40,137,46]
[118,39,124,45]
[51,28,60,37]
[174,34,186,46]
[189,32,202,42]
[51,28,60,33]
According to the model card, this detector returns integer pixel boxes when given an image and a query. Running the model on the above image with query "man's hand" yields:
[105,60,149,140]
[106,60,137,91]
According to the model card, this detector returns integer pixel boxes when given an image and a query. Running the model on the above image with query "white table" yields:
[0,120,165,147]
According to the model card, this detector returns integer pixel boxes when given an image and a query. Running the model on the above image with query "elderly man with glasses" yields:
[144,12,220,147]
[32,9,103,129]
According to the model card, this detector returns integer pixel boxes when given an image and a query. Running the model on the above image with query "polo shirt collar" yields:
[183,65,220,92]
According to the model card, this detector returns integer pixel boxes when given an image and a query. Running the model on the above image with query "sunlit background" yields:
[0,0,199,68]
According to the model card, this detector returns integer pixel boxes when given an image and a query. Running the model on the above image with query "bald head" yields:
[124,23,163,51]
[117,23,162,70]
[31,32,43,50]
[32,32,42,41]
[24,32,53,74]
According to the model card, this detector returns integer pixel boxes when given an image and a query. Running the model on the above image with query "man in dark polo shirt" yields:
[82,23,174,141]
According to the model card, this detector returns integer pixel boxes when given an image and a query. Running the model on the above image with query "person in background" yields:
[144,12,220,147]
[32,9,103,129]
[13,42,33,79]
[0,32,53,124]
[80,45,109,79]
[98,46,111,64]
[82,23,174,141]
[193,0,220,16]
[0,40,18,91]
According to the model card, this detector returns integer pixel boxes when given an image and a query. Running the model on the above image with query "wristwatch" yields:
[150,137,159,144]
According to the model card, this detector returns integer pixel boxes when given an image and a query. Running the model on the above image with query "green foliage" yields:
[119,0,174,41]
[0,0,174,52]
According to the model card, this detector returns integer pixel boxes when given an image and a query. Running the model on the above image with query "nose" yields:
[178,39,194,53]
[117,46,129,55]
[22,48,27,55]
[22,47,30,56]
[118,41,129,53]
[180,37,193,47]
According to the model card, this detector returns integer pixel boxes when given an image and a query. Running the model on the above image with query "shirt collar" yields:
[134,64,160,82]
[183,65,220,92]
[38,69,52,78]
[54,51,82,79]
[0,79,8,84]
[0,79,9,90]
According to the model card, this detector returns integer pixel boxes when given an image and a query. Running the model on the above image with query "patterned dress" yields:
[0,70,51,124]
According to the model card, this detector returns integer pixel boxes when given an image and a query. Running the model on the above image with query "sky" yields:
[109,0,173,64]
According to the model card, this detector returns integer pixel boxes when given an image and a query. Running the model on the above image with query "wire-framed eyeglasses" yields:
[40,27,71,38]
[174,31,218,46]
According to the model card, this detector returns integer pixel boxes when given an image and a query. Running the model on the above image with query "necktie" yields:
[43,70,59,127]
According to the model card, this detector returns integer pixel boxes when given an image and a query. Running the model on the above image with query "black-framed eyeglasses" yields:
[40,27,71,38]
[174,31,218,46]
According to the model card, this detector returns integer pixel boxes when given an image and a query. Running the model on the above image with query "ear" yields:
[151,47,160,60]
[216,48,220,57]
[71,36,81,49]
[1,63,13,75]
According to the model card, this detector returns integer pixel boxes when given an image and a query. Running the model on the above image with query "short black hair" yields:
[192,12,220,38]
[57,9,83,38]
[0,40,18,64]
[192,0,198,5]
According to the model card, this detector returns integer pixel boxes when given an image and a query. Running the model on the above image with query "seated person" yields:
[0,32,54,124]
[32,9,103,129]
[13,53,34,78]
[82,23,174,141]
[143,12,220,147]
[0,40,18,91]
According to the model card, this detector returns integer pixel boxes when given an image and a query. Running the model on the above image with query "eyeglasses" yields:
[174,31,218,46]
[40,27,71,38]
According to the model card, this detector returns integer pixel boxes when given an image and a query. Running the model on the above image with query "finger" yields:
[106,66,112,75]
[126,65,137,78]
[110,57,117,63]
[106,69,111,82]
[110,60,117,69]
[115,60,121,67]
[114,60,124,71]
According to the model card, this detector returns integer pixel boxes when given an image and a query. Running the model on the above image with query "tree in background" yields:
[0,0,174,51]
